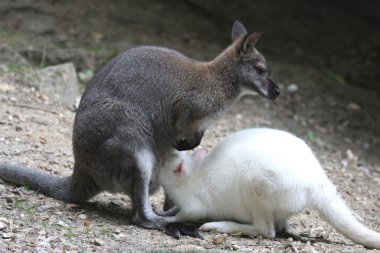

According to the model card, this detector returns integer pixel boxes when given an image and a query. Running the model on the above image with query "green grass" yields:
[13,199,26,208]
[26,205,38,215]
[100,226,109,235]
[307,130,317,143]
[64,225,75,239]
[83,226,91,235]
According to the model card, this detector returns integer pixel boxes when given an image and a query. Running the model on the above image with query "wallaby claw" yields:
[165,222,204,240]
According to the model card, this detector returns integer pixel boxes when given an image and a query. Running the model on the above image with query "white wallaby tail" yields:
[312,182,380,249]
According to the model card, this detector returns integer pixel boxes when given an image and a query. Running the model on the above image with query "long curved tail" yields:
[0,163,73,202]
[312,181,380,249]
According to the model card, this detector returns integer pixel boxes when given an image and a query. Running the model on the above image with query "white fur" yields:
[159,128,380,249]
[135,148,156,217]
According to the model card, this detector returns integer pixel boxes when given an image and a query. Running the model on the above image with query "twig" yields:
[8,103,59,115]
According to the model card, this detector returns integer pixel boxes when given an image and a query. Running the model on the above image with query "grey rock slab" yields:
[37,63,80,108]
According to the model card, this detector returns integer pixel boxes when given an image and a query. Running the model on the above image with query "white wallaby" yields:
[159,128,380,249]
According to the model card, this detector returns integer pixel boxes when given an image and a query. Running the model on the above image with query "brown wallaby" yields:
[0,20,279,238]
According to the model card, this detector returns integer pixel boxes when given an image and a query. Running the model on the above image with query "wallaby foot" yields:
[132,213,203,239]
[200,221,260,237]
[165,222,204,239]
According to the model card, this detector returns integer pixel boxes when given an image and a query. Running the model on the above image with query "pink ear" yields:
[173,161,185,176]
[191,148,208,162]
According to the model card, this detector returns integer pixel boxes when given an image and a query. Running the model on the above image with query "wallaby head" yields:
[230,20,280,100]
[161,148,208,185]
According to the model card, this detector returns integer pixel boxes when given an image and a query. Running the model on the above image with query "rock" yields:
[38,204,55,211]
[2,232,13,239]
[346,149,357,162]
[346,102,361,111]
[287,83,299,93]
[66,203,80,209]
[74,96,81,111]
[57,220,67,227]
[0,221,7,230]
[94,238,105,246]
[212,234,228,245]
[37,63,80,108]
[20,47,91,71]
[299,243,318,253]
[0,83,16,92]
[83,220,91,227]
[78,214,87,220]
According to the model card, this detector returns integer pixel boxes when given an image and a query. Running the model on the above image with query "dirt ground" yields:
[0,1,380,252]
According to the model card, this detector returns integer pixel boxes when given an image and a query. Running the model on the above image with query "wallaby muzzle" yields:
[267,78,280,100]
[173,131,204,151]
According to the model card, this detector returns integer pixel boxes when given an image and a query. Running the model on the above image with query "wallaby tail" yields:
[0,163,73,202]
[312,182,380,249]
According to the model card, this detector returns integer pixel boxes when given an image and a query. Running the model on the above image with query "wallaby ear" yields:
[191,148,208,163]
[231,20,248,42]
[240,32,261,55]
[173,161,185,177]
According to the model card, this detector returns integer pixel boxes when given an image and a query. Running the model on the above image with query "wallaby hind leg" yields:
[129,149,201,238]
[130,148,168,228]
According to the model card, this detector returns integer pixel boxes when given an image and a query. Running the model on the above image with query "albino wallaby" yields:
[159,128,380,249]
[0,21,279,238]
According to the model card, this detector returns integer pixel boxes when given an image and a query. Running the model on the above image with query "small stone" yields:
[66,203,80,209]
[346,149,357,162]
[230,243,240,251]
[300,243,318,253]
[0,221,7,230]
[57,220,67,227]
[287,83,299,93]
[39,137,47,145]
[39,204,55,211]
[5,196,14,204]
[84,220,91,227]
[212,234,228,245]
[346,102,361,112]
[0,83,16,92]
[94,238,105,246]
[78,214,87,220]
[287,237,293,242]
[2,232,13,239]
[0,218,11,224]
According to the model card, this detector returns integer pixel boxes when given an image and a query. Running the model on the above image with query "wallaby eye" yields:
[254,65,266,75]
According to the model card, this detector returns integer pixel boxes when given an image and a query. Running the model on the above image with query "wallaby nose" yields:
[268,84,280,100]
[274,86,280,96]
